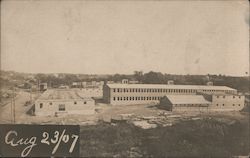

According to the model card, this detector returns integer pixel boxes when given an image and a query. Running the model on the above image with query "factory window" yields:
[124,97,126,100]
[238,104,241,106]
[233,96,235,98]
[84,101,87,104]
[141,97,143,100]
[113,97,116,101]
[127,97,129,100]
[117,89,120,93]
[49,102,52,105]
[132,97,134,100]
[239,96,241,99]
[59,104,65,111]
[149,97,151,100]
[216,104,219,106]
[117,97,120,101]
[40,103,43,108]
[233,104,235,106]
[222,104,225,106]
[223,96,225,98]
[138,97,140,100]
[74,101,77,105]
[132,89,134,92]
[113,89,116,93]
[138,89,140,92]
[217,96,219,98]
[121,97,123,101]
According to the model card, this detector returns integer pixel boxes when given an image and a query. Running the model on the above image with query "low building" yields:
[35,89,95,116]
[159,93,245,112]
[159,95,210,112]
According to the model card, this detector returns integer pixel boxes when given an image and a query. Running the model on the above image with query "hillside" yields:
[80,113,249,157]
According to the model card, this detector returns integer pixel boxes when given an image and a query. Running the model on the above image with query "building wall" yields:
[109,88,197,105]
[209,95,245,111]
[35,99,95,116]
[173,105,209,112]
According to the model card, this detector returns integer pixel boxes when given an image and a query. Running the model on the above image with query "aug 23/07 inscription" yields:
[0,124,80,157]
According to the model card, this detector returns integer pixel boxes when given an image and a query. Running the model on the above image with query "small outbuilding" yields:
[159,95,211,112]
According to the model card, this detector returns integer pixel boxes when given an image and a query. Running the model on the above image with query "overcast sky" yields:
[1,0,249,76]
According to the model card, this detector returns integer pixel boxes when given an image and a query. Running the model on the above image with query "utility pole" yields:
[10,92,13,123]
[30,88,32,102]
[13,88,15,124]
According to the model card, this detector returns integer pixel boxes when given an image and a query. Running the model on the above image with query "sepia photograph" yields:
[0,0,249,157]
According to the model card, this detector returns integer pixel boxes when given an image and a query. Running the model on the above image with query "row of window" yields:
[216,96,241,99]
[39,104,66,111]
[113,96,162,101]
[39,101,87,108]
[113,88,197,93]
[216,104,241,106]
[112,88,233,94]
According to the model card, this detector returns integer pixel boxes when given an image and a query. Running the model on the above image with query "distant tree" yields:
[133,71,143,83]
[142,71,165,84]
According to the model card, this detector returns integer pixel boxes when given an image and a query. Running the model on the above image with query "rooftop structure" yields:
[37,89,88,101]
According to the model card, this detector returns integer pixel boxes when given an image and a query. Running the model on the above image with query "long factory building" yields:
[103,83,245,111]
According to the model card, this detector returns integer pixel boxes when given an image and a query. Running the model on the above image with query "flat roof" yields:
[37,89,93,101]
[165,95,211,105]
[106,83,236,91]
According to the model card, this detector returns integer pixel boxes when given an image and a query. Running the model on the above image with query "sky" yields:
[1,0,249,76]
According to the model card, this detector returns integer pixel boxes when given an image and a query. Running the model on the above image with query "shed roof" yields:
[106,83,236,91]
[165,95,211,105]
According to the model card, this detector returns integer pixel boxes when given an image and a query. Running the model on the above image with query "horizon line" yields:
[1,69,249,77]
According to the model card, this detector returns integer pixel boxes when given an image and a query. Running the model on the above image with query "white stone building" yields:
[35,89,95,116]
